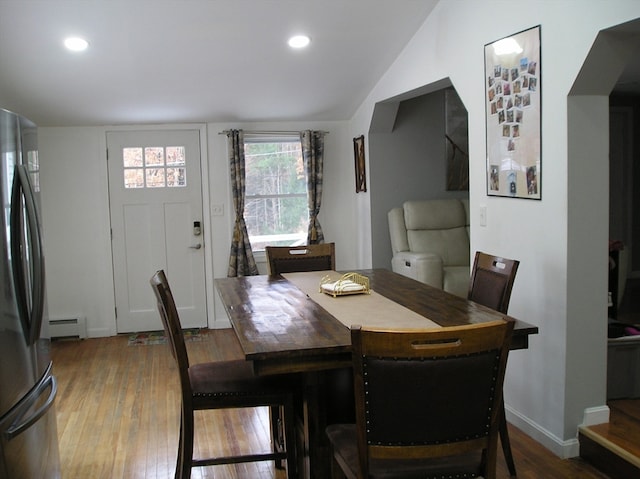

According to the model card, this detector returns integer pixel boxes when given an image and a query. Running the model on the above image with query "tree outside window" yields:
[244,139,307,251]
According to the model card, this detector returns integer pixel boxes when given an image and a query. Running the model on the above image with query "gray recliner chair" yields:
[388,199,470,297]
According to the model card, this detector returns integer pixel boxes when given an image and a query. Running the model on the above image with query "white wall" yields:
[39,120,353,333]
[348,0,640,458]
[39,127,116,337]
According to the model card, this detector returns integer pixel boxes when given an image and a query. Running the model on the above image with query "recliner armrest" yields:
[391,252,444,289]
[388,207,410,254]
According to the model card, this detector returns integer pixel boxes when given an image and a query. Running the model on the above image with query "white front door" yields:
[107,129,207,333]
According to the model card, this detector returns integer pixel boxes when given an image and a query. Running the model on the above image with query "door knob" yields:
[189,243,202,250]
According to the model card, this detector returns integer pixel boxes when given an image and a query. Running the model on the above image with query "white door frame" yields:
[104,123,214,331]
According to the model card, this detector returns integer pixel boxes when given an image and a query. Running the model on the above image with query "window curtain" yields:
[226,129,258,277]
[301,130,325,244]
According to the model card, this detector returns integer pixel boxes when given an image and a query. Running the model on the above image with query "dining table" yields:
[215,268,538,479]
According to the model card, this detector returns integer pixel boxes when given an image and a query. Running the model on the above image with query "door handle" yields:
[189,243,202,250]
[2,363,57,441]
[10,165,45,346]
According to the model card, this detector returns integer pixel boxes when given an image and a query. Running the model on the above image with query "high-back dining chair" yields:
[264,242,336,465]
[468,251,519,315]
[326,320,515,479]
[266,242,335,275]
[467,251,520,477]
[150,270,297,479]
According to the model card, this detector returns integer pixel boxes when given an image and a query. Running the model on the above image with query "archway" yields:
[567,18,640,433]
[368,78,470,269]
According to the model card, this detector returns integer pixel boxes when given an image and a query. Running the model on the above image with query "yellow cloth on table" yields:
[282,271,441,330]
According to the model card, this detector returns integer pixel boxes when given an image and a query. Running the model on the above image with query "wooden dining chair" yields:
[467,251,520,478]
[326,320,515,479]
[266,242,335,275]
[468,251,520,316]
[264,241,336,465]
[150,270,297,479]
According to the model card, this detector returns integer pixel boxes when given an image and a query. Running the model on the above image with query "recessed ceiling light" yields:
[288,35,310,49]
[64,37,89,52]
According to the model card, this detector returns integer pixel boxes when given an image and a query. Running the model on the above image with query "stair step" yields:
[579,425,640,479]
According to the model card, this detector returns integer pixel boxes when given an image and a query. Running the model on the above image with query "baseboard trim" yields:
[211,317,231,329]
[86,327,113,338]
[582,405,610,426]
[505,405,580,458]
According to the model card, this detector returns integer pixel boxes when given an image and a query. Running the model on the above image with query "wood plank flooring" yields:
[52,329,611,479]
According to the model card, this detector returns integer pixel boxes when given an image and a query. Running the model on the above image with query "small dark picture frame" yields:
[353,135,367,192]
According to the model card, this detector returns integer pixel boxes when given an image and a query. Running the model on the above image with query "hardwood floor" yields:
[52,329,611,479]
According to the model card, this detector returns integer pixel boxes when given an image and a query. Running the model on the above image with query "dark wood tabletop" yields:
[215,268,538,376]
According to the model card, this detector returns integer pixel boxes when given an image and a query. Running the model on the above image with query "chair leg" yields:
[177,406,194,479]
[283,396,298,479]
[271,405,285,469]
[499,398,517,477]
[329,446,348,479]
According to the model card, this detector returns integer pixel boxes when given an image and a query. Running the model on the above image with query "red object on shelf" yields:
[609,240,624,251]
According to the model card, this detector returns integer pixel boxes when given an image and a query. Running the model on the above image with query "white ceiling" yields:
[0,0,438,127]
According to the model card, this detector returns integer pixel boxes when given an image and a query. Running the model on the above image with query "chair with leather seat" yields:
[264,241,336,466]
[326,320,514,479]
[150,270,297,479]
[266,242,335,275]
[467,251,520,477]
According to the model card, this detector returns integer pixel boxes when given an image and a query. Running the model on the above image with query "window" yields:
[122,146,186,189]
[244,137,307,251]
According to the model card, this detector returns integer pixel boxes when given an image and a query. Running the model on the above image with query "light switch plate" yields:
[211,204,224,216]
[479,205,487,227]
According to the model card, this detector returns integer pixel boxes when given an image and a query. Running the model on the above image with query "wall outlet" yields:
[211,204,224,216]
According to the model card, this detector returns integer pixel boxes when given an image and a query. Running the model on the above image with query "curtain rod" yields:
[218,130,329,136]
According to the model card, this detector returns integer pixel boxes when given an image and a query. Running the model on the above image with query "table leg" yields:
[298,368,355,479]
[299,371,325,479]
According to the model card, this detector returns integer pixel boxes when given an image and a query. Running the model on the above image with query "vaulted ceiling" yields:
[0,0,438,126]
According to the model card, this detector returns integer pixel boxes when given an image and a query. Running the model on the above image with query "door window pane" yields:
[146,168,165,188]
[167,167,186,187]
[166,146,185,166]
[123,148,143,167]
[124,169,144,189]
[122,145,187,189]
[145,147,164,166]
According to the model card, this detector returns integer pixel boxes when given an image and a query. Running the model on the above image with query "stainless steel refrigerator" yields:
[0,109,60,478]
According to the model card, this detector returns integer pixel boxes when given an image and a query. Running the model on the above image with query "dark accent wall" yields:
[610,93,640,273]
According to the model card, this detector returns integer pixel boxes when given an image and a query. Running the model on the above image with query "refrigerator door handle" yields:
[1,363,57,441]
[10,164,45,345]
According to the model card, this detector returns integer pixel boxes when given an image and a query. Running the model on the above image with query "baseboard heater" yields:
[48,317,87,339]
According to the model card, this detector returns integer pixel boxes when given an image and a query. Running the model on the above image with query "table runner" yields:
[282,271,441,330]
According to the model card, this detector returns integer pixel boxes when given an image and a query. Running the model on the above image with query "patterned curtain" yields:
[301,130,325,244]
[226,129,258,277]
